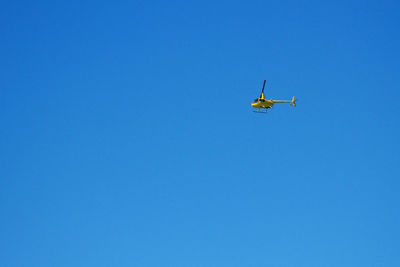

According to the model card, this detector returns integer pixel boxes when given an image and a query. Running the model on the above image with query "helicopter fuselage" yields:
[251,99,274,109]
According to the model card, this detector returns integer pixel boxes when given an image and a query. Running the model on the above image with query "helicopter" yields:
[252,80,296,113]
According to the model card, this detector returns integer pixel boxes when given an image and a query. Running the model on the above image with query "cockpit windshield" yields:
[253,99,259,103]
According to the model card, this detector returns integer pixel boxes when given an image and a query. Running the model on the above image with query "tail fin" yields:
[291,96,296,107]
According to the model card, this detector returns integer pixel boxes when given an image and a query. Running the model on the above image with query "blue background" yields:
[1,0,399,266]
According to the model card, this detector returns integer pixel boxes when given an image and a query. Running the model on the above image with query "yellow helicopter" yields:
[252,80,296,113]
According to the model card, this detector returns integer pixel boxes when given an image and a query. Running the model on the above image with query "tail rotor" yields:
[291,96,296,107]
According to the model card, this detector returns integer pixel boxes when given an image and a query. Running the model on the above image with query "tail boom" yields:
[271,96,296,107]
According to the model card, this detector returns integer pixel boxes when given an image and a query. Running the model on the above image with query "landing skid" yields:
[253,109,269,114]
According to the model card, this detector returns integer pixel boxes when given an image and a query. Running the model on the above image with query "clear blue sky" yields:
[1,0,400,266]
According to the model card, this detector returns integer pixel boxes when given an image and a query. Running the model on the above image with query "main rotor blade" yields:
[260,80,266,97]
[262,80,266,93]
